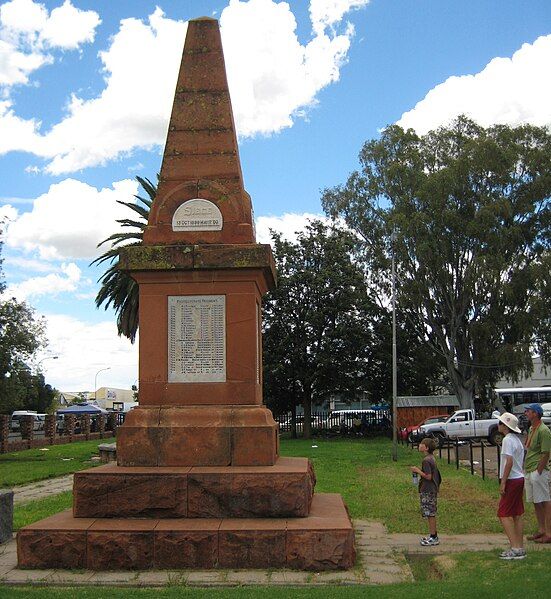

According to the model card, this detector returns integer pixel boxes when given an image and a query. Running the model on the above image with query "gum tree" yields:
[322,117,551,409]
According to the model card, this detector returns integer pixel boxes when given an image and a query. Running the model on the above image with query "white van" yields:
[10,411,46,432]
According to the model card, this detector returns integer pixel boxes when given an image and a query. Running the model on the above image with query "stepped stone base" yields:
[17,494,355,571]
[74,457,315,519]
[117,405,278,467]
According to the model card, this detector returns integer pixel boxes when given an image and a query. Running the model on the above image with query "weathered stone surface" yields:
[286,529,355,571]
[154,520,219,568]
[17,511,95,569]
[17,530,87,569]
[18,495,354,571]
[87,531,153,570]
[219,521,287,569]
[74,457,313,519]
[188,458,315,518]
[117,406,278,467]
[286,494,355,571]
[0,489,13,544]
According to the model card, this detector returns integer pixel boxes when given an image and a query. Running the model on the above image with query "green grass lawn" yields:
[0,439,105,487]
[1,550,550,598]
[280,437,514,533]
[10,436,520,534]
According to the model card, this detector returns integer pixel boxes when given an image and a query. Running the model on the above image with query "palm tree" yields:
[91,176,156,342]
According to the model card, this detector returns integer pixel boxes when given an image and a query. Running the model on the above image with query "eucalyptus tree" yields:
[322,117,551,408]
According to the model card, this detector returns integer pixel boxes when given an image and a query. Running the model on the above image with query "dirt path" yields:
[12,474,74,505]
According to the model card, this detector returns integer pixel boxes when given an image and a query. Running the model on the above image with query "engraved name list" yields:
[168,295,226,383]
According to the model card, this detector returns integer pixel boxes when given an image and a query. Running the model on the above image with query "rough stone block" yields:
[87,520,156,570]
[16,511,94,569]
[154,520,220,568]
[187,457,315,518]
[17,495,354,571]
[74,466,189,518]
[17,530,87,569]
[218,520,287,569]
[0,489,13,544]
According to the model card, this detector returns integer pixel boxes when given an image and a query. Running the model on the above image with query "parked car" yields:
[10,411,44,432]
[278,414,325,432]
[417,408,502,445]
[400,414,449,442]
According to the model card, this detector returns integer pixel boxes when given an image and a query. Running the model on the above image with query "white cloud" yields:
[40,314,138,391]
[4,177,140,260]
[0,0,367,173]
[255,212,327,244]
[0,0,100,88]
[309,0,369,35]
[3,256,58,273]
[397,35,551,134]
[5,261,81,300]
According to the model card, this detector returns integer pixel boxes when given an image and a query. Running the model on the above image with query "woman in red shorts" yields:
[497,412,526,560]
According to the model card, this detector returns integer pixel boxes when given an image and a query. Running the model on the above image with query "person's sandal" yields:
[527,532,544,540]
[534,535,551,544]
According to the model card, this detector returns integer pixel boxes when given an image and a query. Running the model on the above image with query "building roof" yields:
[396,395,459,408]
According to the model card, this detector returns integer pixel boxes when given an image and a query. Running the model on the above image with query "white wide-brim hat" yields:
[498,412,521,434]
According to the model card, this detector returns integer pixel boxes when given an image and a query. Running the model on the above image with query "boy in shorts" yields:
[411,437,441,546]
[496,412,525,559]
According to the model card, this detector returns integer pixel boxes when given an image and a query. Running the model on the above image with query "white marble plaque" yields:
[168,295,226,383]
[172,198,223,231]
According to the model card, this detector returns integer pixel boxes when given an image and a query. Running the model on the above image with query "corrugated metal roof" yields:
[396,395,459,408]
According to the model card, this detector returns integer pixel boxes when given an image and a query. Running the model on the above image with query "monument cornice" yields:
[118,243,277,289]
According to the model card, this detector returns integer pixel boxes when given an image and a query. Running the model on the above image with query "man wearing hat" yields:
[497,413,526,559]
[524,403,551,543]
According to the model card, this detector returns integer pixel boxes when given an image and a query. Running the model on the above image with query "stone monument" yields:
[17,17,355,571]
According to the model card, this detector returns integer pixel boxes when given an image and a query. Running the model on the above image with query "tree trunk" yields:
[453,381,475,410]
[303,394,312,439]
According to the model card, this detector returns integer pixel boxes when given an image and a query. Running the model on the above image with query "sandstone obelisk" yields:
[17,18,355,571]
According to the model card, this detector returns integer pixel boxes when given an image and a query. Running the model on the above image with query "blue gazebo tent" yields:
[57,402,108,415]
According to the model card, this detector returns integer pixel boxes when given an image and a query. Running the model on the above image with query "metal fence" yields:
[400,432,503,481]
[0,412,126,454]
[275,410,392,437]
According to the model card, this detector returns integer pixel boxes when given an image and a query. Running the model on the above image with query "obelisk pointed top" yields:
[144,18,255,246]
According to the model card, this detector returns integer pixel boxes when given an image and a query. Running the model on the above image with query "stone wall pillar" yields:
[107,413,117,436]
[44,414,56,445]
[0,415,9,454]
[65,414,76,442]
[0,490,13,544]
[83,414,91,440]
[98,414,105,439]
[21,415,34,448]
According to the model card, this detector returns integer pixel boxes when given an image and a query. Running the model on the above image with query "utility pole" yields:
[391,230,398,461]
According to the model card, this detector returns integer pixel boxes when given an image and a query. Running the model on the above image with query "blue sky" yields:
[0,0,549,391]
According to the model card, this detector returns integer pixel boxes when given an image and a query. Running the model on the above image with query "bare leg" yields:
[534,502,546,534]
[500,516,516,548]
[545,501,551,537]
[513,515,524,548]
[427,516,437,536]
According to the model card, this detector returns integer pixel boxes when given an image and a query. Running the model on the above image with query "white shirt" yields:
[500,433,525,480]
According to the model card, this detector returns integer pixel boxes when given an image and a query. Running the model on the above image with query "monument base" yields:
[117,405,278,467]
[17,494,355,571]
[73,457,315,519]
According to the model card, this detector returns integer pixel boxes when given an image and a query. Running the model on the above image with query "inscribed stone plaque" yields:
[172,199,223,231]
[168,295,226,383]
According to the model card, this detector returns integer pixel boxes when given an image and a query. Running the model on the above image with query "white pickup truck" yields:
[417,409,502,445]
